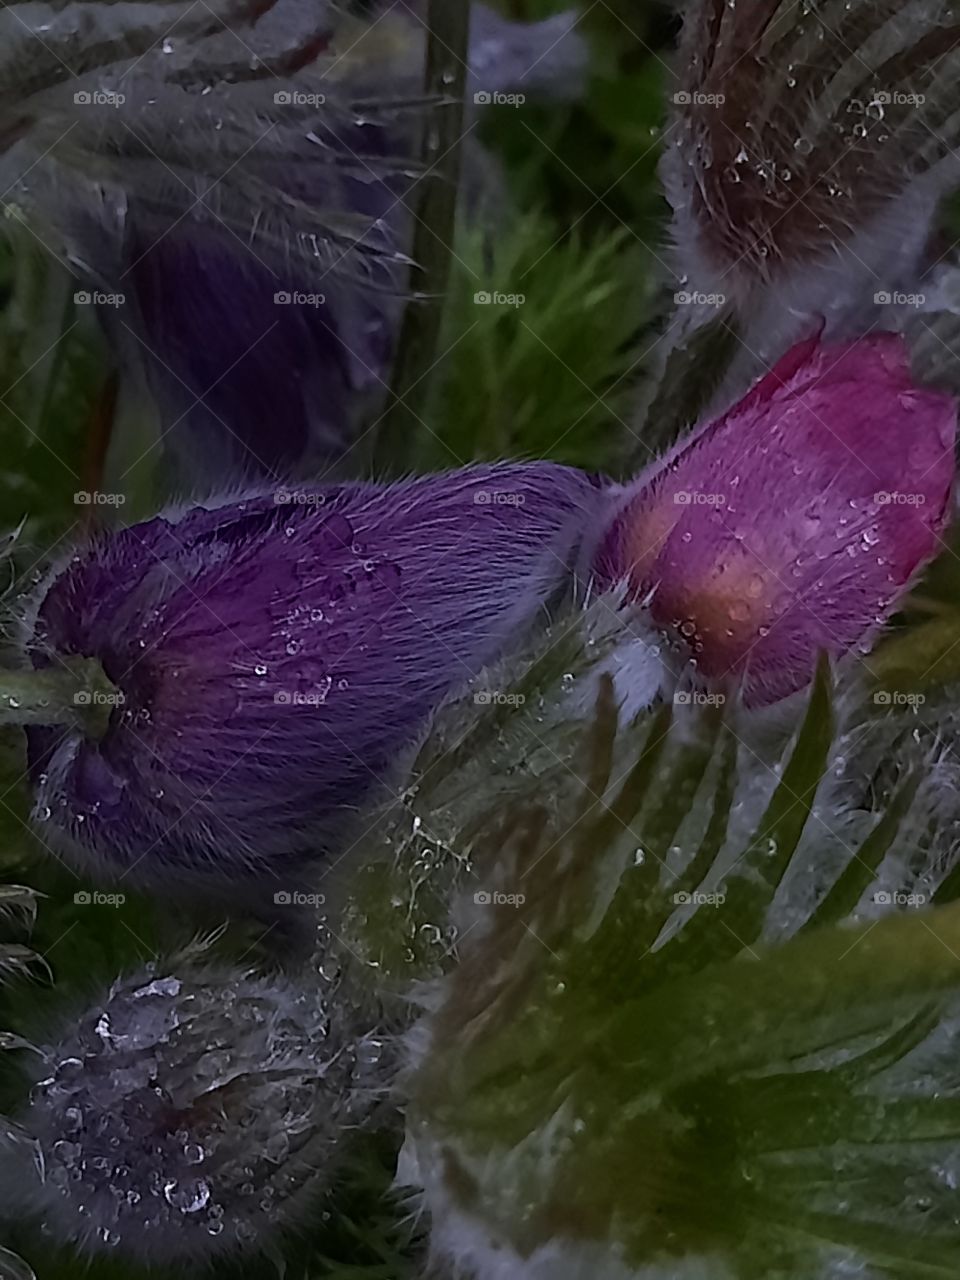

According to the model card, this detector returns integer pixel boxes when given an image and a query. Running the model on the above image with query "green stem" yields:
[0,657,121,738]
[373,0,471,473]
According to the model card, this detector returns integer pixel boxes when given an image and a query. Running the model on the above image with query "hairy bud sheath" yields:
[595,334,956,706]
[23,464,596,890]
[14,956,387,1266]
[664,0,960,364]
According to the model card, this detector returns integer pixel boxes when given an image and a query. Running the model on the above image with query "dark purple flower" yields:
[126,204,399,482]
[594,334,957,706]
[121,72,410,481]
[25,464,595,891]
[99,5,588,482]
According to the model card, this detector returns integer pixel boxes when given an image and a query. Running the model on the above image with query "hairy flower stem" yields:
[0,657,119,737]
[374,0,471,472]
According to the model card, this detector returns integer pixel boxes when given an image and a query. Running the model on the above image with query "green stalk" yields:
[0,657,121,738]
[373,0,471,473]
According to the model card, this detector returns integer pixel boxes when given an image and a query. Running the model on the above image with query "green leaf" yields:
[805,769,922,931]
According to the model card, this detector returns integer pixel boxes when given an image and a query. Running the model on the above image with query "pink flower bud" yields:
[594,334,956,706]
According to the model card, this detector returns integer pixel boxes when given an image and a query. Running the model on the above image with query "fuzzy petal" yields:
[595,334,957,706]
[26,464,597,888]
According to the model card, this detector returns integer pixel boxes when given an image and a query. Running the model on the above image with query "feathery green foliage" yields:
[407,659,960,1278]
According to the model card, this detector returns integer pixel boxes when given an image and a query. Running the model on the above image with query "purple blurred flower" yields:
[126,195,399,482]
[25,464,595,890]
[594,333,957,706]
[120,55,414,481]
[94,5,588,482]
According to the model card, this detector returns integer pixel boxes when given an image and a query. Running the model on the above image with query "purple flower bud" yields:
[15,955,388,1265]
[25,464,595,889]
[594,334,957,707]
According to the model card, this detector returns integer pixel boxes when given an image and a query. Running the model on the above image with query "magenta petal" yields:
[594,334,957,706]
